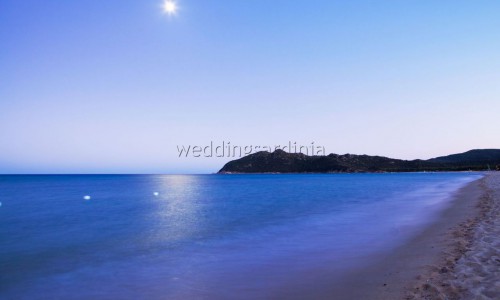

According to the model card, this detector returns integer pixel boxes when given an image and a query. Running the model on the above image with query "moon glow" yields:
[163,0,178,15]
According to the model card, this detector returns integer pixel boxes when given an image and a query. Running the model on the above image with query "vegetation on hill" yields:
[218,149,500,173]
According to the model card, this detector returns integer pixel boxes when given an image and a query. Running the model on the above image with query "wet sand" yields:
[272,173,499,300]
[342,172,500,300]
[404,172,500,299]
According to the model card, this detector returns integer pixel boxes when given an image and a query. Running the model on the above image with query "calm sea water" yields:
[0,173,481,299]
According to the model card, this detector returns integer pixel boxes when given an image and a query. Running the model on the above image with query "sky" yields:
[1,0,500,174]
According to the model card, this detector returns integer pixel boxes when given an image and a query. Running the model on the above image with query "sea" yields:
[0,173,482,299]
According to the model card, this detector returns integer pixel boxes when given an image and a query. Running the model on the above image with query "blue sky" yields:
[1,0,500,174]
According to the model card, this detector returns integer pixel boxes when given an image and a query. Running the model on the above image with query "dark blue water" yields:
[0,173,481,299]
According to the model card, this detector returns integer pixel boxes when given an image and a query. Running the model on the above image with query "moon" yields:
[163,0,178,15]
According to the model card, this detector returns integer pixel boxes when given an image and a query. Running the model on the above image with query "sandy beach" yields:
[354,172,500,300]
[403,172,500,299]
[283,172,500,300]
[260,173,499,300]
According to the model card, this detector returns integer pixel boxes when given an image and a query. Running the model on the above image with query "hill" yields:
[218,149,500,173]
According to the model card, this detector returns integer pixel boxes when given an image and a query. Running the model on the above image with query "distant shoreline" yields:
[216,170,486,174]
[218,149,500,174]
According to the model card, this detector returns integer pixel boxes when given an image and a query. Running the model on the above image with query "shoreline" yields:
[278,172,498,299]
[335,172,499,299]
[404,172,500,299]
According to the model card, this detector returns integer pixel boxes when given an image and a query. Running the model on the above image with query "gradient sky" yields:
[1,0,500,174]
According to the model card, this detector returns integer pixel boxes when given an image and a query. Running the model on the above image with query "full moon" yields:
[163,0,178,15]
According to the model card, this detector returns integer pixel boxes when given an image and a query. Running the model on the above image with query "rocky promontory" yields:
[218,149,500,173]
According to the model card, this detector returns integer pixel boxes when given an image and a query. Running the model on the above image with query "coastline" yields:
[405,172,500,299]
[339,172,499,299]
[277,172,498,299]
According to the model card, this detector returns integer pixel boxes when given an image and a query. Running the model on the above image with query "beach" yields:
[323,172,500,300]
[405,172,500,299]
